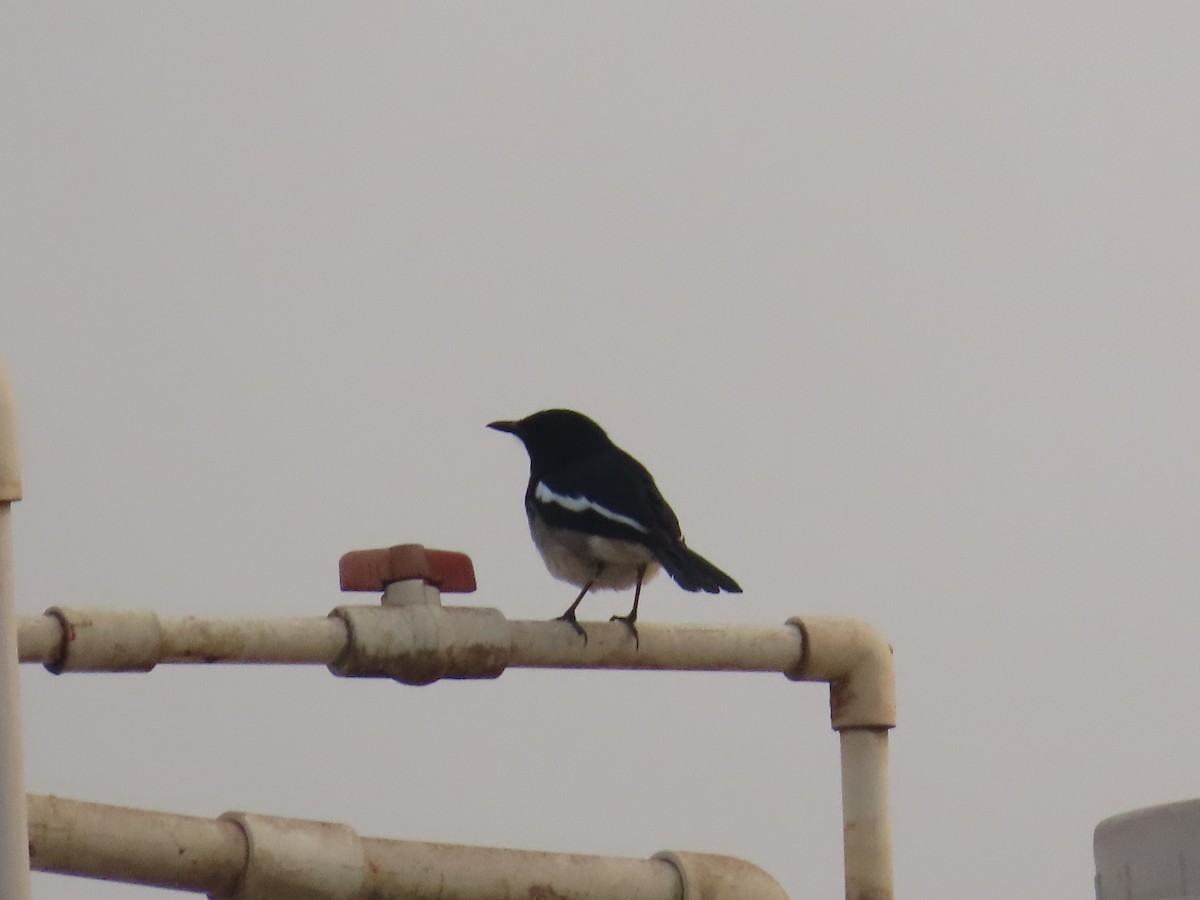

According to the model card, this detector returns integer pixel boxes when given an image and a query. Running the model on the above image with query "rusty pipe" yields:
[27,793,789,900]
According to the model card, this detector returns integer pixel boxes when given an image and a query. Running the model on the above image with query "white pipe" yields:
[27,794,245,894]
[20,608,349,669]
[838,729,892,900]
[16,607,894,899]
[786,616,896,730]
[15,612,59,663]
[788,617,895,900]
[508,620,804,672]
[27,793,789,900]
[0,363,31,900]
[18,607,805,675]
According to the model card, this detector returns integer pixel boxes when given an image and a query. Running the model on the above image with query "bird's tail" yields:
[656,542,742,594]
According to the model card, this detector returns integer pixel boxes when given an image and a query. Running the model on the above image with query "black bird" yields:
[488,409,741,644]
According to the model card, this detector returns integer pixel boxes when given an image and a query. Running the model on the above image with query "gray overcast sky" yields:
[3,5,1199,899]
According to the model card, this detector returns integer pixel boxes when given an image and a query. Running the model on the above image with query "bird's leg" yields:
[557,566,602,645]
[610,566,645,649]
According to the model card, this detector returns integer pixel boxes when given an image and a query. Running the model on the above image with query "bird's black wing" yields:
[529,449,682,546]
[533,448,742,594]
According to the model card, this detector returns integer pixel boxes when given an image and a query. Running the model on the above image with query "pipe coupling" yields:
[213,812,364,900]
[44,607,164,673]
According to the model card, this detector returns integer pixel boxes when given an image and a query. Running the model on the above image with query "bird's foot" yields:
[610,614,640,650]
[556,610,588,646]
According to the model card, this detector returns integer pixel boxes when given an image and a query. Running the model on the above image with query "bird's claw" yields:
[610,614,640,650]
[556,611,588,646]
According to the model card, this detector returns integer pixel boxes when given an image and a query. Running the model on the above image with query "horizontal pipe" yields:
[16,608,893,735]
[17,607,804,677]
[159,615,348,664]
[20,609,349,669]
[508,620,803,672]
[364,837,680,900]
[28,794,788,900]
[27,794,245,895]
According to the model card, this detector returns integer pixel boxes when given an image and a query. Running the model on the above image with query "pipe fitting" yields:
[785,617,895,730]
[214,812,364,900]
[44,607,164,674]
[655,850,790,900]
[381,577,443,607]
[328,605,511,685]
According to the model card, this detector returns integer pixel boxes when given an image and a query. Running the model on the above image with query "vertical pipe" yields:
[0,362,30,899]
[839,728,892,900]
[0,505,31,900]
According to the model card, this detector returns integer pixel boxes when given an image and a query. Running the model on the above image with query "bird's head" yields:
[488,409,614,472]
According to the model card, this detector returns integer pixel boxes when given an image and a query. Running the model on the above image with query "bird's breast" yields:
[527,514,660,590]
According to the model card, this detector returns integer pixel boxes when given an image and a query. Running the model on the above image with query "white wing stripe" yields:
[534,481,649,533]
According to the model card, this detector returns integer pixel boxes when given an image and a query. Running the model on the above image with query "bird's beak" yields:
[487,420,520,435]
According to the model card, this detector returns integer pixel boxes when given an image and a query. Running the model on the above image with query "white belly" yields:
[530,517,661,590]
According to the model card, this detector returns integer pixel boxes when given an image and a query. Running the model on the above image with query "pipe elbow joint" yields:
[655,850,790,900]
[328,605,511,685]
[785,617,895,730]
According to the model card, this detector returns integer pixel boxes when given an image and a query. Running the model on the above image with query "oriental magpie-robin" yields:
[489,409,741,644]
